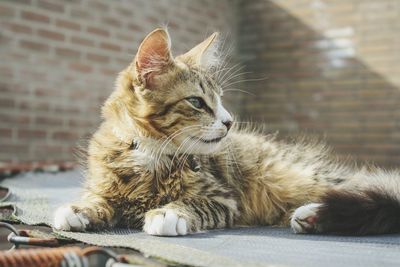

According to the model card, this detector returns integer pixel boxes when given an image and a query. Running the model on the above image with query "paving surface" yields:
[1,170,399,267]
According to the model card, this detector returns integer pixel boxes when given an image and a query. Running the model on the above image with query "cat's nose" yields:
[222,120,233,131]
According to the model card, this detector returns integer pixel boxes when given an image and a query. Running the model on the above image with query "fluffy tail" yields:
[317,188,400,235]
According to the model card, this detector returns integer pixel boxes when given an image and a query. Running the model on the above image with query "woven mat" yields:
[1,170,400,267]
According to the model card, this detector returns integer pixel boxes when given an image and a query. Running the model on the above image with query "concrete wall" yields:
[0,0,238,166]
[238,0,400,167]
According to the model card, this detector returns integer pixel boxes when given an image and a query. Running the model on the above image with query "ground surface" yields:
[0,170,399,267]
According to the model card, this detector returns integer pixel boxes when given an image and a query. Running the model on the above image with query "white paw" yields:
[53,205,89,231]
[143,209,188,236]
[290,203,321,234]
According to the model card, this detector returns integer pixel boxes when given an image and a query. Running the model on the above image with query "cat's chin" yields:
[185,138,225,155]
[194,142,223,155]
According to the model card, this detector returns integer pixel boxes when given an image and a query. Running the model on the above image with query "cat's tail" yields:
[316,170,400,235]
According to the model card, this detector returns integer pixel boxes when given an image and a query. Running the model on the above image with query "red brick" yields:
[86,53,109,63]
[69,89,88,100]
[55,47,80,59]
[70,8,92,19]
[55,19,80,31]
[0,114,30,124]
[0,98,15,108]
[88,0,109,12]
[101,68,118,75]
[127,23,143,32]
[87,26,109,37]
[35,116,63,126]
[53,106,80,114]
[0,83,11,93]
[71,36,94,47]
[0,35,12,46]
[68,119,93,127]
[207,10,218,19]
[125,48,136,55]
[0,66,13,77]
[102,17,121,27]
[62,0,81,3]
[3,0,31,4]
[168,21,180,30]
[0,128,12,138]
[31,147,66,161]
[0,5,15,17]
[37,0,64,13]
[18,129,46,139]
[115,7,132,16]
[21,11,50,23]
[34,87,60,97]
[20,69,46,80]
[100,42,121,52]
[187,5,202,14]
[38,29,65,41]
[114,57,130,65]
[145,15,159,24]
[6,22,32,34]
[0,144,29,153]
[52,131,79,140]
[186,26,202,35]
[18,101,50,112]
[36,145,64,152]
[116,32,133,42]
[19,40,49,52]
[69,62,92,73]
[43,57,62,67]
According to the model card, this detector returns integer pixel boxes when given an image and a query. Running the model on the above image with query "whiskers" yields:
[150,120,255,182]
[167,136,194,177]
[223,88,256,96]
[222,76,269,89]
[206,39,270,98]
[164,125,227,176]
[151,125,202,172]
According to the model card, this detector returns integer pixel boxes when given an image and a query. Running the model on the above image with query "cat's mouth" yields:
[190,134,227,144]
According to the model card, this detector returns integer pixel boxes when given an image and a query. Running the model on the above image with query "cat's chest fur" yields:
[112,148,203,225]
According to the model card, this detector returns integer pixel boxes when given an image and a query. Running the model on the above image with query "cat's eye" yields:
[187,97,205,109]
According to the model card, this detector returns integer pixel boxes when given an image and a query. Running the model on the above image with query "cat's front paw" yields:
[290,203,321,234]
[143,209,188,236]
[53,205,89,231]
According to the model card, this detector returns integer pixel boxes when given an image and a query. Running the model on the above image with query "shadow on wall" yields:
[237,0,400,167]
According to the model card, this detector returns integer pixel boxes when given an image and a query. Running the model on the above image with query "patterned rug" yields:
[1,170,399,267]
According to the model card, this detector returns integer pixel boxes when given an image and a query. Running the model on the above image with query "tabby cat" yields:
[54,28,400,236]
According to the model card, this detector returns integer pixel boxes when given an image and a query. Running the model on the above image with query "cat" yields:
[53,28,400,236]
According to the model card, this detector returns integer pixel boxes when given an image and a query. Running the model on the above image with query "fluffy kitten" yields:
[54,28,400,236]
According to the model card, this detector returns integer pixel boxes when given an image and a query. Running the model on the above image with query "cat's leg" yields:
[53,192,116,231]
[290,203,322,234]
[143,198,237,236]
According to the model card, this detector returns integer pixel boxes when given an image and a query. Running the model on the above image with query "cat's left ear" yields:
[179,32,219,69]
[134,28,174,88]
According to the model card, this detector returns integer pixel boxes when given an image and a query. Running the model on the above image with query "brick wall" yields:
[2,0,400,169]
[0,0,238,167]
[238,0,400,167]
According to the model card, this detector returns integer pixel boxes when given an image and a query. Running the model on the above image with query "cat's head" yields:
[104,28,233,155]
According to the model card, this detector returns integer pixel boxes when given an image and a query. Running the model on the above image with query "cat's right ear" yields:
[134,28,173,88]
[179,32,219,69]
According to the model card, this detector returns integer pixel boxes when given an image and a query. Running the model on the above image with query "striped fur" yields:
[54,28,400,236]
